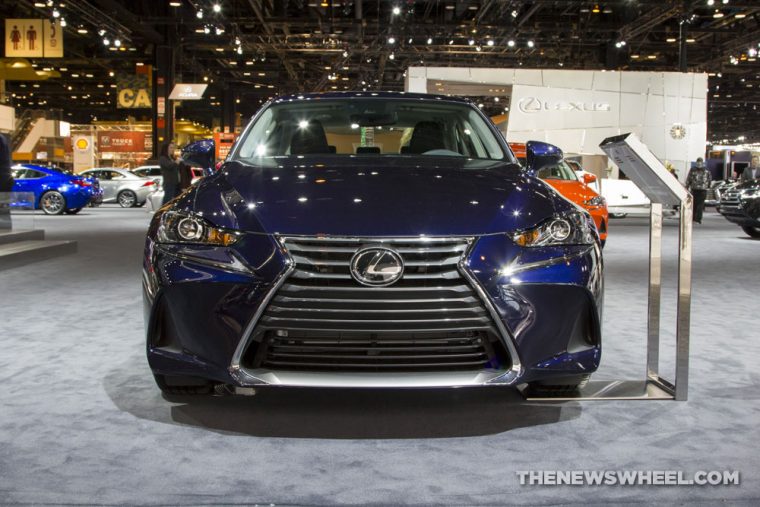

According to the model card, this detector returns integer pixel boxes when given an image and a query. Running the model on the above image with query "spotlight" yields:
[388,36,395,44]
[103,37,110,46]
[236,46,242,55]
[392,6,401,15]
[235,37,241,45]
[213,3,221,12]
[60,18,66,27]
[196,9,203,19]
[507,39,515,47]
[215,27,223,35]
[707,0,714,5]
[114,39,121,47]
[389,52,395,60]
[527,40,534,48]
[511,10,518,17]
[427,37,433,44]
[468,39,475,45]
[486,39,494,47]
[52,8,60,18]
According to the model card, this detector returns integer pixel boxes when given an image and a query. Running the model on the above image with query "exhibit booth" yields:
[405,67,708,183]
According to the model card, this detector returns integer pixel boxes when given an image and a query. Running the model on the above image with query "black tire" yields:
[528,374,591,396]
[117,190,137,208]
[64,207,82,215]
[153,374,213,395]
[742,225,760,238]
[39,191,66,215]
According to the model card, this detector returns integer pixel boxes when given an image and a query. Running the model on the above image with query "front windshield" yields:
[537,160,579,181]
[233,97,510,162]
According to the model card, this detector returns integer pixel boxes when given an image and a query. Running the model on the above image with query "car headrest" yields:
[407,121,446,154]
[290,120,331,155]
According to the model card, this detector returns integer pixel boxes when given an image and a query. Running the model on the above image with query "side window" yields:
[12,169,27,179]
[26,170,47,178]
[110,171,125,179]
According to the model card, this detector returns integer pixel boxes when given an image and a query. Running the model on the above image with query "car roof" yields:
[13,164,60,175]
[272,90,474,105]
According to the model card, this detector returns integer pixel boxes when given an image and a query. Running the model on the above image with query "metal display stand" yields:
[523,133,692,401]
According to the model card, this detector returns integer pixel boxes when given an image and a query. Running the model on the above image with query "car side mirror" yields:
[181,139,215,176]
[526,141,563,175]
[583,173,597,184]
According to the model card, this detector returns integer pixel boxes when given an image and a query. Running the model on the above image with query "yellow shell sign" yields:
[74,137,90,151]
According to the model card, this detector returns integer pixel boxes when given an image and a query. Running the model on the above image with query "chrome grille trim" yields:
[230,235,522,386]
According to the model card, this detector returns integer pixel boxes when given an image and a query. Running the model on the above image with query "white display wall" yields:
[405,67,707,180]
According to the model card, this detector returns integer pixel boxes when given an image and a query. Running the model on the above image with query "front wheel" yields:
[117,190,137,208]
[40,191,66,215]
[742,225,760,238]
[64,207,82,215]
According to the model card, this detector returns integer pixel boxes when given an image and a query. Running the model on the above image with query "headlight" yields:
[512,211,595,247]
[583,195,606,207]
[156,211,241,246]
[740,188,758,198]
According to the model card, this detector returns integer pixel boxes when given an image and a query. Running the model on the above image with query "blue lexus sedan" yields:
[143,92,603,396]
[12,164,102,215]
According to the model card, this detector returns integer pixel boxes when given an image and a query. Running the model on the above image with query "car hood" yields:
[190,156,565,236]
[542,179,598,204]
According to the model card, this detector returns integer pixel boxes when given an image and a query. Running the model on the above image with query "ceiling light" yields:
[342,50,348,57]
[236,46,242,54]
[666,37,677,42]
[511,10,518,17]
[648,54,657,59]
[114,39,121,47]
[592,5,600,13]
[196,8,203,19]
[389,52,395,60]
[448,39,454,45]
[387,36,395,44]
[486,39,494,47]
[735,13,746,18]
[507,39,515,47]
[212,3,221,13]
[686,38,695,43]
[713,11,724,18]
[427,37,433,44]
[468,39,475,45]
[749,48,758,57]
[60,18,66,27]
[722,0,729,4]
[235,37,241,45]
[77,27,87,34]
[527,40,534,48]
[102,37,110,46]
[52,8,60,17]
[108,71,114,77]
[707,0,714,4]
[392,6,400,15]
[169,1,181,6]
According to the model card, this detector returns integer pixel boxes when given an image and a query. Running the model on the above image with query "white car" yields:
[146,167,206,212]
[79,168,158,208]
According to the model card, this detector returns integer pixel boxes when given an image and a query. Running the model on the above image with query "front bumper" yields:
[143,234,603,388]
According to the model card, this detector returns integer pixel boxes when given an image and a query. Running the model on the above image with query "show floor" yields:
[0,206,758,505]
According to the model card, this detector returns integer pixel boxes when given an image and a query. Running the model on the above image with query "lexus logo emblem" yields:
[350,247,404,286]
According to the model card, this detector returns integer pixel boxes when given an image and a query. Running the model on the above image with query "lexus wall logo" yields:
[518,96,612,114]
[350,247,404,286]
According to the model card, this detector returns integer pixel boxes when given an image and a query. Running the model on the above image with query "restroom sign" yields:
[5,19,64,57]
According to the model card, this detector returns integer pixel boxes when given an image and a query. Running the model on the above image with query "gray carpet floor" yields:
[0,205,758,506]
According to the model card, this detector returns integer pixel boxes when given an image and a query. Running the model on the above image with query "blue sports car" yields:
[143,92,603,395]
[12,164,102,215]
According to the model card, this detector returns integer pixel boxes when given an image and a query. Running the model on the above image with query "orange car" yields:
[509,143,608,245]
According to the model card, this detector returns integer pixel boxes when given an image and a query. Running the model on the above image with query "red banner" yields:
[97,131,147,152]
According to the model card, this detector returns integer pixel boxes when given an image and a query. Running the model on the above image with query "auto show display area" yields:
[0,207,758,505]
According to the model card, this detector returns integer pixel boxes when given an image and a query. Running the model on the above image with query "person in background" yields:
[0,134,14,230]
[740,155,760,182]
[685,157,711,224]
[159,140,181,205]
